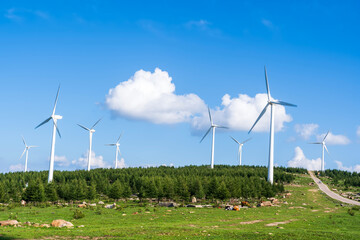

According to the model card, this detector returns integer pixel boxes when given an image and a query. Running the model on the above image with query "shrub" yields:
[73,209,85,219]
[348,209,355,216]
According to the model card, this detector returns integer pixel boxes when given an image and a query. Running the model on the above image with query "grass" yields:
[1,173,360,239]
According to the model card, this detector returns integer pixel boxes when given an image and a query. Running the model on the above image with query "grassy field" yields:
[1,173,360,239]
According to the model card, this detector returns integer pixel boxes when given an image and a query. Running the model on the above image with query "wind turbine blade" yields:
[53,120,61,138]
[248,103,269,134]
[273,100,297,107]
[52,85,61,116]
[117,132,123,143]
[105,144,116,146]
[77,124,90,131]
[264,66,271,101]
[216,125,228,129]
[323,130,330,141]
[91,118,102,129]
[35,117,52,129]
[208,107,212,124]
[200,127,212,143]
[241,138,252,145]
[19,149,26,160]
[324,144,330,155]
[28,146,39,148]
[230,136,240,144]
[308,142,322,144]
[21,136,26,146]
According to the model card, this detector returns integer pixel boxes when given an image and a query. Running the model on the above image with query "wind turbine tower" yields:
[248,67,297,184]
[230,136,251,166]
[200,107,228,169]
[19,136,38,172]
[105,133,123,169]
[78,118,102,171]
[35,85,62,183]
[309,131,330,172]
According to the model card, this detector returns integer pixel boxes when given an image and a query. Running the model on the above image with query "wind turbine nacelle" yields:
[90,129,96,133]
[53,115,63,120]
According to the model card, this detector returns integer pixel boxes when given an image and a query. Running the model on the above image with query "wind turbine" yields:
[230,136,251,166]
[200,107,228,169]
[309,131,330,172]
[78,118,102,171]
[35,85,62,183]
[19,136,38,172]
[248,67,297,184]
[105,133,123,169]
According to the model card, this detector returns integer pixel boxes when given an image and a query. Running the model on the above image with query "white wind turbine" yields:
[78,118,102,171]
[19,136,38,172]
[200,107,228,169]
[35,85,62,183]
[230,136,251,166]
[309,131,330,172]
[105,133,123,169]
[248,67,297,184]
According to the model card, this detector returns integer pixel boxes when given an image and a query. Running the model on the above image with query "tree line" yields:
[319,169,360,188]
[0,165,306,203]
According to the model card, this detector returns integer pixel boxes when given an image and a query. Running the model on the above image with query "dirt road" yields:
[308,171,360,206]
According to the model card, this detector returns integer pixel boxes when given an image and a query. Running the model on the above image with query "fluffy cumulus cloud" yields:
[316,132,350,145]
[105,68,207,124]
[54,155,69,167]
[105,68,294,133]
[9,164,24,172]
[191,93,292,132]
[72,151,110,169]
[294,123,319,140]
[117,158,126,169]
[335,161,360,173]
[287,147,321,170]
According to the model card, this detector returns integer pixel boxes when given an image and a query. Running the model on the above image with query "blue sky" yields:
[1,0,360,173]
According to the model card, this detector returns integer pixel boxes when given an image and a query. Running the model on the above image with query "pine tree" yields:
[87,183,97,200]
[0,182,9,203]
[45,183,58,201]
[109,180,122,199]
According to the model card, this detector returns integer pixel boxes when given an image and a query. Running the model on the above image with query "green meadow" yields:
[1,173,360,239]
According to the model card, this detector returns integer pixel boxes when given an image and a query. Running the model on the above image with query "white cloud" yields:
[4,8,22,22]
[191,93,292,133]
[54,155,69,167]
[261,19,273,28]
[295,123,319,140]
[9,164,24,172]
[317,132,350,145]
[72,151,110,169]
[357,126,360,137]
[287,146,321,170]
[105,68,294,133]
[335,161,360,173]
[106,68,207,124]
[186,20,210,30]
[117,158,126,169]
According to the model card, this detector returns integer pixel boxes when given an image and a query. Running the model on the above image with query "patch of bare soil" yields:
[265,219,298,227]
[239,220,264,225]
[308,189,318,192]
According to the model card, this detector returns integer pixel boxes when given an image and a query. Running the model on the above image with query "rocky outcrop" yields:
[51,219,74,228]
[0,220,19,226]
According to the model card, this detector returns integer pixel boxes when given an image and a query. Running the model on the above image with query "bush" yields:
[8,212,18,220]
[348,209,355,216]
[73,209,85,219]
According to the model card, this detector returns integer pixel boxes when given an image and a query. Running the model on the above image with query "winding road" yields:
[308,171,360,206]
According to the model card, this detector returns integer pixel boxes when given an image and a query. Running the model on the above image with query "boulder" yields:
[78,204,86,208]
[98,201,104,205]
[0,220,19,226]
[89,203,96,207]
[260,201,273,207]
[105,203,116,209]
[285,193,292,196]
[40,224,50,228]
[158,202,178,207]
[23,221,31,226]
[21,200,26,206]
[191,196,197,203]
[51,219,74,228]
